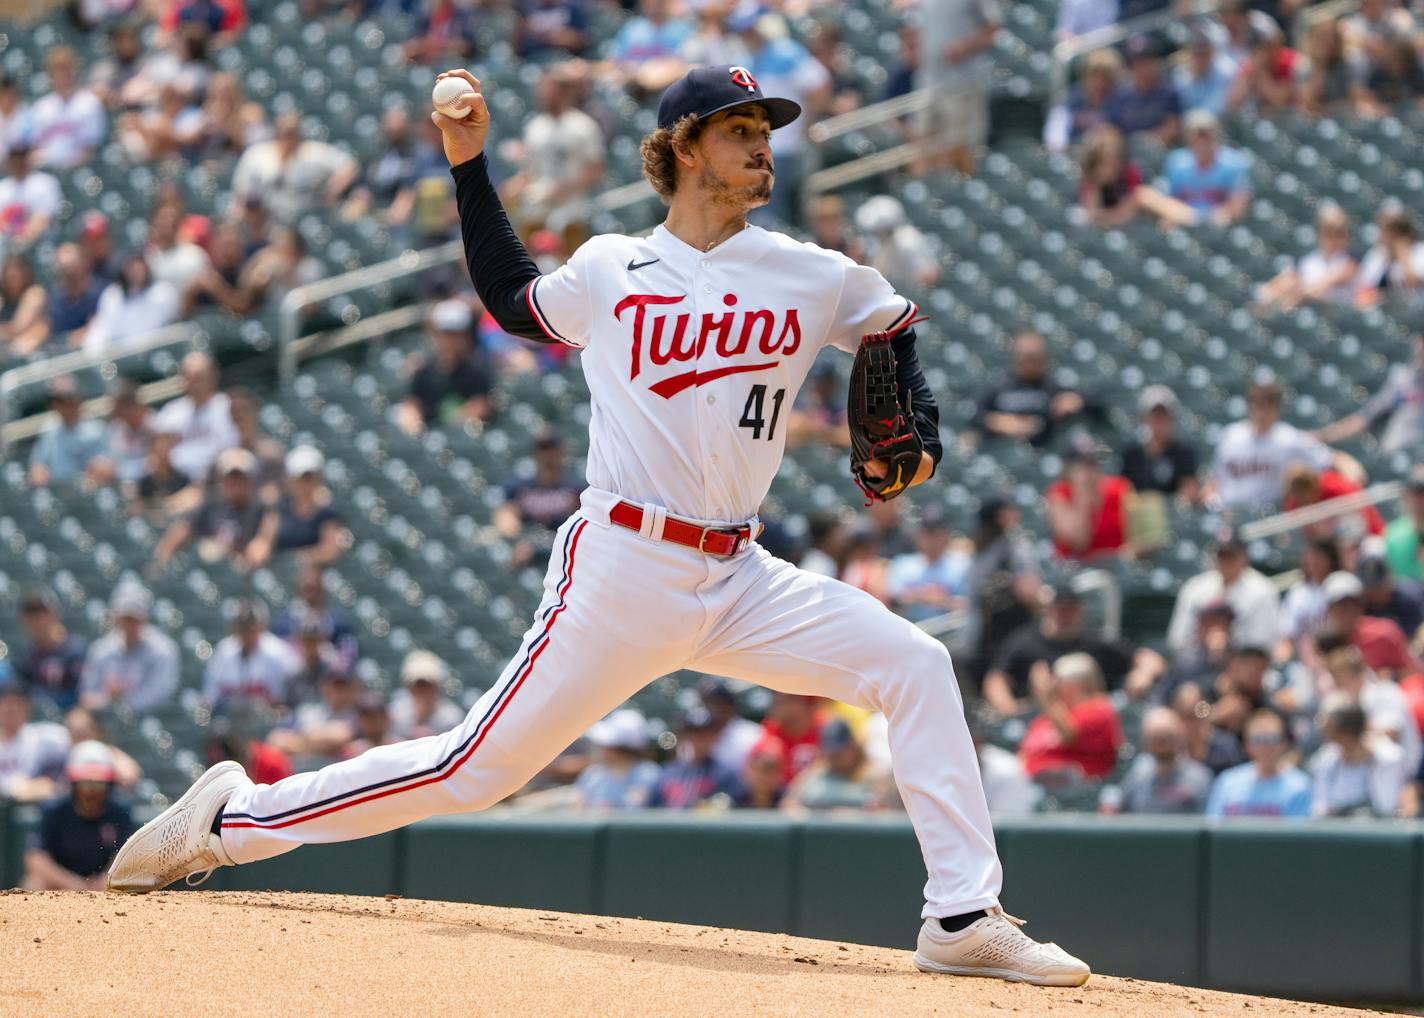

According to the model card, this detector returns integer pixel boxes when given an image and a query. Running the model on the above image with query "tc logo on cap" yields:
[729,66,757,92]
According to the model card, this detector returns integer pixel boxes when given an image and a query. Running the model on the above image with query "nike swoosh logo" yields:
[627,258,660,271]
[649,362,778,399]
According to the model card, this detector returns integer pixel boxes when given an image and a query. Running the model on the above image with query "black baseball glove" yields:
[848,328,923,502]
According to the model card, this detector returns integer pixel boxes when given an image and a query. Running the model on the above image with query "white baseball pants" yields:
[220,493,1003,918]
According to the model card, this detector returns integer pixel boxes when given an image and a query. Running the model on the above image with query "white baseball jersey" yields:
[1209,419,1332,508]
[524,223,918,522]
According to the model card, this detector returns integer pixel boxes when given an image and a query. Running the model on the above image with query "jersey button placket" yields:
[693,256,718,515]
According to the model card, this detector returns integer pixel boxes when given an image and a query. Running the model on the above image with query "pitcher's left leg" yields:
[691,546,1000,919]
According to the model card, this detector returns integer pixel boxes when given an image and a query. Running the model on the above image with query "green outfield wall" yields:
[4,808,1418,1003]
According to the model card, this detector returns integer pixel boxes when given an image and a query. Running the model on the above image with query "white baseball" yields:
[432,77,477,120]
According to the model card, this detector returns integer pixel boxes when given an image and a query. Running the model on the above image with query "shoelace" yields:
[185,866,216,888]
[991,908,1027,927]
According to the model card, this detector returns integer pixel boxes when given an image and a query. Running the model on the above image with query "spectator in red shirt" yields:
[1227,22,1297,114]
[1020,652,1123,780]
[203,720,293,786]
[757,692,826,784]
[1322,571,1424,680]
[1282,463,1384,539]
[1046,441,1133,560]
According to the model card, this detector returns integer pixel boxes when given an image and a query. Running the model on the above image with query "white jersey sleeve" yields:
[827,254,919,353]
[525,241,597,349]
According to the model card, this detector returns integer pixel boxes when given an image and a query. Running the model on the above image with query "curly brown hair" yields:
[639,114,706,204]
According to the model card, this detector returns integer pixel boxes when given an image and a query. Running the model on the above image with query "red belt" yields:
[608,501,755,557]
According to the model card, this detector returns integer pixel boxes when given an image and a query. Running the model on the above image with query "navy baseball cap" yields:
[657,65,801,131]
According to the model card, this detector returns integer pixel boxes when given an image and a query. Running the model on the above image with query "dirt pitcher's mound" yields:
[0,891,1386,1017]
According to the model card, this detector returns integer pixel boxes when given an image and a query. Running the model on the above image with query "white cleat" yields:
[107,761,250,893]
[913,908,1091,987]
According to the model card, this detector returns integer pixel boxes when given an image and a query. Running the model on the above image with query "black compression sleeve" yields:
[449,153,550,343]
[892,327,942,473]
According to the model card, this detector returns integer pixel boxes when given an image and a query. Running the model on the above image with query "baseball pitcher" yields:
[109,64,1089,987]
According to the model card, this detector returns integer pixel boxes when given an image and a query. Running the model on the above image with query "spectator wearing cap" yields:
[269,669,363,763]
[145,204,211,296]
[226,387,286,499]
[1205,709,1311,817]
[1119,385,1201,504]
[81,251,180,357]
[1281,463,1384,542]
[14,588,88,713]
[1159,109,1251,227]
[1320,571,1424,680]
[86,379,151,490]
[1103,707,1212,815]
[1044,48,1122,152]
[696,676,764,775]
[1019,653,1123,781]
[389,651,465,741]
[734,739,786,809]
[977,331,1092,448]
[284,614,340,710]
[1318,334,1424,457]
[651,707,742,809]
[1353,203,1424,309]
[78,583,178,713]
[1360,533,1424,639]
[799,510,848,578]
[397,299,493,436]
[786,360,850,449]
[983,586,1163,714]
[0,678,71,801]
[498,64,606,238]
[151,351,238,485]
[1384,465,1424,583]
[1309,693,1406,817]
[1225,20,1298,114]
[0,253,48,353]
[28,47,106,169]
[202,598,301,708]
[154,447,264,567]
[886,508,970,623]
[1206,374,1360,509]
[246,446,349,569]
[40,244,105,353]
[0,142,61,248]
[1320,644,1420,772]
[88,22,145,109]
[757,692,828,785]
[1046,439,1134,561]
[783,718,900,812]
[345,693,396,758]
[80,211,118,285]
[1254,203,1357,313]
[919,0,1000,174]
[854,196,939,291]
[271,564,357,672]
[27,377,105,489]
[963,495,1040,688]
[1156,598,1237,705]
[575,709,660,809]
[23,741,134,890]
[1278,537,1343,656]
[1167,529,1280,656]
[1175,25,1240,117]
[1167,681,1244,774]
[230,112,357,224]
[515,0,590,59]
[1105,35,1181,143]
[1205,645,1282,750]
[494,430,584,570]
[63,707,142,788]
